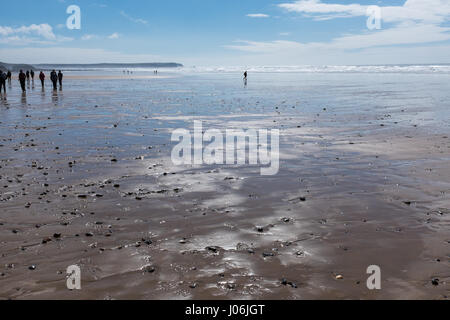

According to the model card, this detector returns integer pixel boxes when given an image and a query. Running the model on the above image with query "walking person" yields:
[39,71,45,88]
[50,70,58,91]
[58,70,63,89]
[7,70,12,84]
[26,70,30,82]
[19,70,26,92]
[30,70,35,81]
[0,71,7,94]
[243,71,248,87]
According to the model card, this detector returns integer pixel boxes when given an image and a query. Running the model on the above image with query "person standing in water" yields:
[58,70,63,89]
[26,70,30,82]
[0,71,7,94]
[39,71,45,88]
[19,70,26,92]
[7,70,12,84]
[30,70,35,81]
[50,70,58,90]
[243,71,248,87]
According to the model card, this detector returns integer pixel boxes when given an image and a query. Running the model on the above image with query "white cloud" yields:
[224,0,450,65]
[226,23,450,53]
[247,13,270,18]
[0,23,73,45]
[120,11,148,24]
[279,0,450,24]
[81,34,97,41]
[0,24,55,39]
[108,32,120,39]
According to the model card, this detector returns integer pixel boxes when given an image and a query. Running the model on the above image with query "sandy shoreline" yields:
[0,73,448,300]
[9,74,172,81]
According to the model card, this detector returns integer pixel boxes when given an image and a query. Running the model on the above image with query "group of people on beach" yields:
[0,69,63,95]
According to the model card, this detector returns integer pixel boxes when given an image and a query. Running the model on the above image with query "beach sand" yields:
[10,74,170,80]
[0,72,448,299]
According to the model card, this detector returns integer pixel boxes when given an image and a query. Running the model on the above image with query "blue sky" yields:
[1,0,449,65]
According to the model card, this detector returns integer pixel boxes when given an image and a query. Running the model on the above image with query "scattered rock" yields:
[141,238,153,245]
[262,252,275,257]
[142,265,156,273]
[281,278,298,288]
[206,246,221,253]
[431,278,439,286]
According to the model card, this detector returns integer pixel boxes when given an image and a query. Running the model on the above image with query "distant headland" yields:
[0,62,36,72]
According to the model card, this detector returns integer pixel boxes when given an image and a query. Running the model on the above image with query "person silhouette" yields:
[19,70,27,92]
[39,71,46,88]
[0,71,7,94]
[58,70,63,89]
[50,70,58,90]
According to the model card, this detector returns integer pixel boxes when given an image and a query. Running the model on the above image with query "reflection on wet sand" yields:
[0,72,448,300]
[20,92,27,106]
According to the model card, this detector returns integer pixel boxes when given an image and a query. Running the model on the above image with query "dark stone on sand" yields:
[85,232,94,237]
[141,238,153,245]
[28,265,36,271]
[225,283,236,290]
[77,194,87,199]
[206,246,220,253]
[431,278,439,286]
[53,233,62,239]
[189,283,197,289]
[281,278,298,288]
[142,265,156,273]
[262,252,275,257]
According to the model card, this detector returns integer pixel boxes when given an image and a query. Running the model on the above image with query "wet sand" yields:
[11,74,170,80]
[0,72,449,300]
